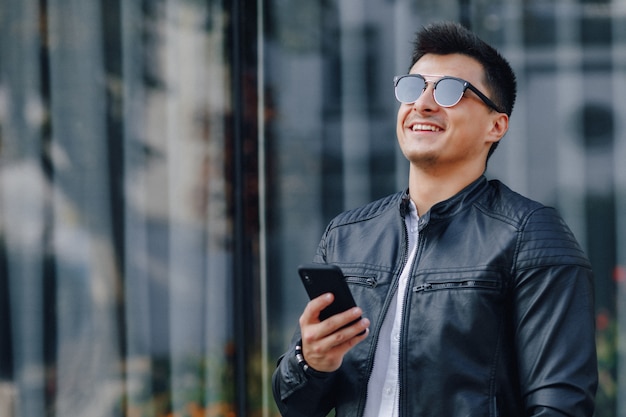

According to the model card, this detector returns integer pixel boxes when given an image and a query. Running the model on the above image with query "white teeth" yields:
[412,124,441,132]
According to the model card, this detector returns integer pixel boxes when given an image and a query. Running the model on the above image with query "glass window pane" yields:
[0,0,238,415]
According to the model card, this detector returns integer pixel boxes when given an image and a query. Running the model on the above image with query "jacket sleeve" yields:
[272,335,337,417]
[513,207,598,416]
[272,228,338,417]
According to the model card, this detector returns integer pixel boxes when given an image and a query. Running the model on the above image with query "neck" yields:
[408,163,484,215]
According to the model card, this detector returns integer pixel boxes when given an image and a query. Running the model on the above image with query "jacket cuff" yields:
[274,342,334,401]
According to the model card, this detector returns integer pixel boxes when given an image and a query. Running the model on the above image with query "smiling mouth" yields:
[411,123,442,132]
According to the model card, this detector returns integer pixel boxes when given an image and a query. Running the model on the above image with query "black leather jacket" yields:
[273,177,597,417]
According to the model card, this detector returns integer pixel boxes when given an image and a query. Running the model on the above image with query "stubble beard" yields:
[407,151,440,172]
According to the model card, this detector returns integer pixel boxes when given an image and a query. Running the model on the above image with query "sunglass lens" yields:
[395,76,425,103]
[434,78,465,107]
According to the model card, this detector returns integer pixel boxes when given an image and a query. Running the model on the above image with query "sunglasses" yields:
[393,74,504,113]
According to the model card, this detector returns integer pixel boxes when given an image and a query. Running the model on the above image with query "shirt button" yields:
[394,333,400,341]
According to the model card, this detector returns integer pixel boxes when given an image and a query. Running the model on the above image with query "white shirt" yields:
[363,201,419,417]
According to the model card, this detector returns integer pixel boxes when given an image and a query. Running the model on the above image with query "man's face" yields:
[396,53,507,173]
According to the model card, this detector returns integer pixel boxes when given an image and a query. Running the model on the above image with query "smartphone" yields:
[298,264,363,332]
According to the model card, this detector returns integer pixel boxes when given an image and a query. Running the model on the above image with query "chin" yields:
[405,151,439,169]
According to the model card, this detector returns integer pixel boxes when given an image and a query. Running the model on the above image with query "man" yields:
[273,21,597,417]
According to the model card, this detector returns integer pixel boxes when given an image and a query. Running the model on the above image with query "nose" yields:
[411,83,438,112]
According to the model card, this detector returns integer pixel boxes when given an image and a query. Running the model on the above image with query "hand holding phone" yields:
[298,264,364,332]
[297,263,368,372]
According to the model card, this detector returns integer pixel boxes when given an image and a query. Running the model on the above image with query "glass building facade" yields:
[0,0,624,416]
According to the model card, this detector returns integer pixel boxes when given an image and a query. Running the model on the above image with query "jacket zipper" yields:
[413,279,500,293]
[397,223,423,417]
[359,212,411,416]
[344,275,377,288]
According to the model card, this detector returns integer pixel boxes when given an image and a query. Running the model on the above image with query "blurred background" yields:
[0,0,624,416]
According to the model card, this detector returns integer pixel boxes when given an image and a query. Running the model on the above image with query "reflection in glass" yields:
[0,0,237,415]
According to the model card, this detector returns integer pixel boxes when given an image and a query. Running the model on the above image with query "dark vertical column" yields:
[231,0,248,411]
[38,1,58,416]
[100,1,127,415]
[0,0,13,386]
[459,0,471,29]
[228,0,260,415]
[0,243,12,383]
[320,3,343,221]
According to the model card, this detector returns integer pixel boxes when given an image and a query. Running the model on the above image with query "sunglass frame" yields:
[393,74,505,114]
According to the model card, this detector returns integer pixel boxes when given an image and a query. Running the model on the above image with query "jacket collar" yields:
[400,175,489,220]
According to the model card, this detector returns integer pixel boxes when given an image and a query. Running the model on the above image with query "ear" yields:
[486,113,509,144]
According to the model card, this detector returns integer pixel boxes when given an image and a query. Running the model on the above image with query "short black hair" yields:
[411,21,517,118]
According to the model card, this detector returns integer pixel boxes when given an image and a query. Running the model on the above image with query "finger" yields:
[325,315,370,348]
[300,293,334,325]
[300,307,365,350]
[303,318,370,372]
[307,313,369,357]
[320,306,364,334]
